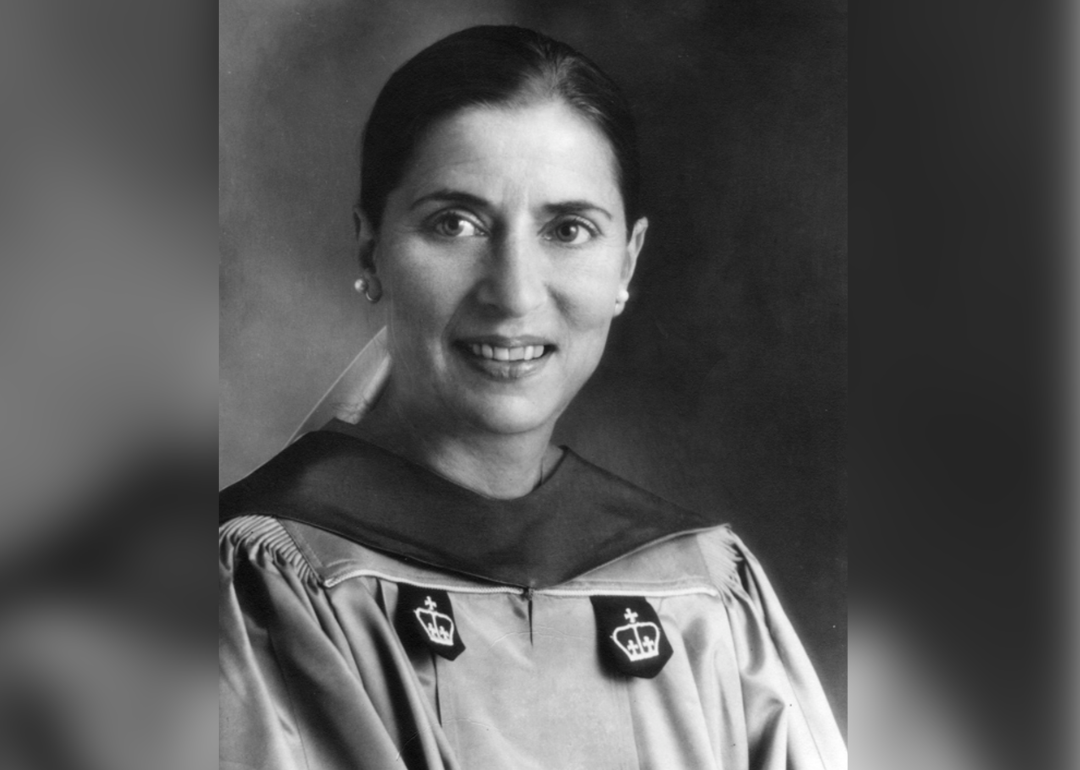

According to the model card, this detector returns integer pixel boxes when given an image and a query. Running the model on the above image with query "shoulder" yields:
[220,513,492,592]
[560,522,750,599]
[219,514,316,583]
[692,524,747,593]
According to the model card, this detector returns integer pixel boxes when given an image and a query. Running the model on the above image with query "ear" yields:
[619,216,648,290]
[354,206,379,274]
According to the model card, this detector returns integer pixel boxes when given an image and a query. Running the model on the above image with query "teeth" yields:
[466,344,547,361]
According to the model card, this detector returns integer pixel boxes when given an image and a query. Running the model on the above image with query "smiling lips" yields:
[468,343,547,362]
[455,338,554,379]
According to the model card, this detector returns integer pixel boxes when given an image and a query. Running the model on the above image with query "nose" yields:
[475,230,547,317]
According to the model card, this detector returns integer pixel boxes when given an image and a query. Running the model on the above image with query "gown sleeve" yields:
[703,530,847,770]
[218,515,452,770]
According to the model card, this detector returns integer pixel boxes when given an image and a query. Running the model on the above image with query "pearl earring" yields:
[616,289,630,305]
[354,276,382,303]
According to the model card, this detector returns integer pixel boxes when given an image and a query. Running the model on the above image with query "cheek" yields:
[561,296,614,338]
[557,260,623,332]
[383,245,468,332]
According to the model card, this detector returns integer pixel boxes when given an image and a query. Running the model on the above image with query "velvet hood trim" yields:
[219,428,716,590]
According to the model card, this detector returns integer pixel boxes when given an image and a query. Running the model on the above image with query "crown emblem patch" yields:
[591,596,673,678]
[395,585,466,660]
[414,596,455,646]
[612,608,661,660]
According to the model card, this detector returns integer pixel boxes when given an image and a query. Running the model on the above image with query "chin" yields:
[459,397,556,437]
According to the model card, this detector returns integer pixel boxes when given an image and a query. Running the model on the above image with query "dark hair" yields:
[358,25,641,232]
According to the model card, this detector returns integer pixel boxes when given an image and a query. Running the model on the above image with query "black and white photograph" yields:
[219,2,847,768]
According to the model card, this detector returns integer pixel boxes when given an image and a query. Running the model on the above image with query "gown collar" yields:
[219,426,714,589]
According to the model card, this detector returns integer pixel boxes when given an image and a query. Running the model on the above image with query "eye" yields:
[546,217,598,246]
[430,211,485,238]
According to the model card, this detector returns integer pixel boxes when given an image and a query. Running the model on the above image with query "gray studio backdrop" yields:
[220,0,847,730]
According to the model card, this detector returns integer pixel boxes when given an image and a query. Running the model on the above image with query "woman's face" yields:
[362,100,647,438]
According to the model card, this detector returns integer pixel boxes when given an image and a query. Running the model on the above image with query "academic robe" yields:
[219,427,846,769]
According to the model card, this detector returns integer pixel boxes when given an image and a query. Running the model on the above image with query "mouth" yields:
[453,337,555,379]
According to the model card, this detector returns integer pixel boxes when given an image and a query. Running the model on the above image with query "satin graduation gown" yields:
[219,428,846,769]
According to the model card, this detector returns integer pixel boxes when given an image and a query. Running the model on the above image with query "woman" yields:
[220,25,845,769]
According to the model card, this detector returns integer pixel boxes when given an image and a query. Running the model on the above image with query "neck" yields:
[350,390,560,500]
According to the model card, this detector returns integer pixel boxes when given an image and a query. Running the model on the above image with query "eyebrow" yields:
[409,189,614,222]
[542,201,614,222]
[408,189,490,212]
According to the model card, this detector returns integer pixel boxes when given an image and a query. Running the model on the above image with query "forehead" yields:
[395,101,622,209]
